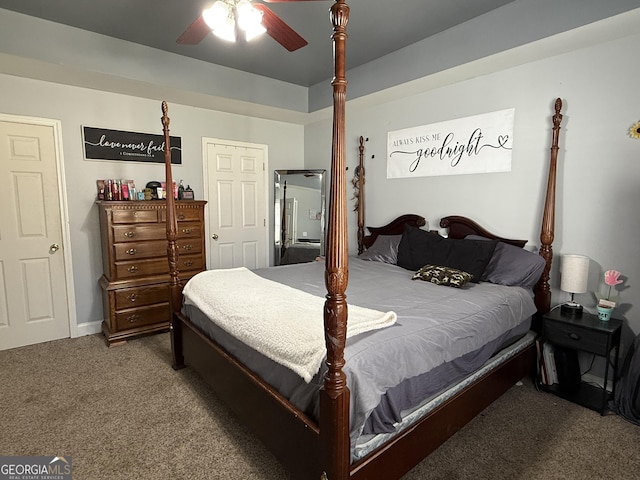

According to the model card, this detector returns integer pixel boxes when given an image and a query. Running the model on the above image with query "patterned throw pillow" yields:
[411,264,473,288]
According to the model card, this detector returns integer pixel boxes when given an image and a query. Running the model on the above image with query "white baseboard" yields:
[76,320,102,337]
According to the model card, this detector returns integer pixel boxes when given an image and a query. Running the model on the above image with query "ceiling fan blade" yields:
[176,15,210,45]
[253,4,308,52]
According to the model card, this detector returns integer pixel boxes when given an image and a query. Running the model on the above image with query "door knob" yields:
[50,243,60,252]
[212,233,219,240]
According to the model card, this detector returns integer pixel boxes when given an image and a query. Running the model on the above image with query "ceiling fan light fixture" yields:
[237,0,266,41]
[203,1,236,42]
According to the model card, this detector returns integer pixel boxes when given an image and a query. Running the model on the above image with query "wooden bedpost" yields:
[535,98,563,316]
[162,101,184,369]
[320,1,350,479]
[355,136,366,255]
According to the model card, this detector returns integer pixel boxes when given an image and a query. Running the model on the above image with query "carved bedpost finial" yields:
[554,98,562,121]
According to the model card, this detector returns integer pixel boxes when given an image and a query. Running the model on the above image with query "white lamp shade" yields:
[560,254,589,294]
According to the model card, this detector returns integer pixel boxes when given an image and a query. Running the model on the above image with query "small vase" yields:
[597,305,613,322]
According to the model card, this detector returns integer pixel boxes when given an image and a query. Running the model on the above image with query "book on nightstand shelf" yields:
[543,342,558,385]
[536,338,547,385]
[536,338,558,386]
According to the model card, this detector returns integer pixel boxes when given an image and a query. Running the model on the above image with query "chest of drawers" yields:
[97,200,206,345]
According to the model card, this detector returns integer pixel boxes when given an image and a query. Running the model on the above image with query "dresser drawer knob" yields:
[182,244,192,251]
[182,228,192,234]
[126,248,137,255]
[127,314,140,323]
[184,260,194,267]
[127,293,138,302]
[178,213,186,220]
[124,231,136,238]
[568,332,581,340]
[127,266,139,273]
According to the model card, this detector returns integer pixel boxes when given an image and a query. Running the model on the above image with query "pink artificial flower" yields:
[604,269,623,300]
[604,270,623,286]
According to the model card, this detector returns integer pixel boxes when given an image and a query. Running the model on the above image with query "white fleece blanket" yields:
[182,267,397,382]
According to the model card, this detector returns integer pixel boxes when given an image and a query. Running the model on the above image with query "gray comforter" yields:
[183,257,537,453]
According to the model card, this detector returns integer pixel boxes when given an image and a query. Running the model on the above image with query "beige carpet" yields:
[1,333,638,479]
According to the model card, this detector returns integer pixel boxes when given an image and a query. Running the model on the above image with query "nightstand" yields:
[539,308,622,415]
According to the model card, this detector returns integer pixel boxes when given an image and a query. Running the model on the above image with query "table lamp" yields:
[560,254,589,317]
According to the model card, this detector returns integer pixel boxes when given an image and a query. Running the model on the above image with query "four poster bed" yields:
[160,2,563,479]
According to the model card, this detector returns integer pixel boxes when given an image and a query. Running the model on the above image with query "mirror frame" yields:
[274,169,326,266]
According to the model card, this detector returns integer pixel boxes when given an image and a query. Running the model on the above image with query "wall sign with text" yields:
[83,126,182,164]
[387,108,514,178]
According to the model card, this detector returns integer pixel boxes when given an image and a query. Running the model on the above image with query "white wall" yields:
[305,28,640,336]
[0,74,304,332]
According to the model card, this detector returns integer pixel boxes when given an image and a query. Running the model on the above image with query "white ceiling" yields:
[0,0,515,87]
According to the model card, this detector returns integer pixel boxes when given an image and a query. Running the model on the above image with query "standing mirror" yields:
[274,169,326,265]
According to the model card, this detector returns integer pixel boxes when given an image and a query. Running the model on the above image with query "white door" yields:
[204,139,268,270]
[0,119,71,350]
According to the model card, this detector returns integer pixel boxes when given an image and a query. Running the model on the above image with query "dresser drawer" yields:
[177,238,202,255]
[544,320,610,356]
[161,208,202,223]
[176,223,202,239]
[113,238,202,261]
[111,209,159,224]
[177,254,205,273]
[112,224,165,242]
[114,240,165,261]
[115,303,170,330]
[115,253,204,279]
[114,284,168,310]
[115,257,168,279]
[112,223,202,243]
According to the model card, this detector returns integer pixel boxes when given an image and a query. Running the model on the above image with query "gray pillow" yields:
[466,235,546,289]
[359,235,402,264]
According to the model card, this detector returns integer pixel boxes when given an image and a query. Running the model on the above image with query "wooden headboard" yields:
[441,215,527,248]
[361,214,426,250]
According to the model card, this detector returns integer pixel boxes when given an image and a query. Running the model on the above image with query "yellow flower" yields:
[629,121,640,140]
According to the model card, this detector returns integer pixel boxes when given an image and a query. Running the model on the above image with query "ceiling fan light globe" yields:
[203,1,232,31]
[212,21,237,42]
[244,24,267,41]
[236,0,253,15]
[237,2,263,30]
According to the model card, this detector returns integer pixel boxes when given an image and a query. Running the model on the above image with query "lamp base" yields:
[561,302,583,318]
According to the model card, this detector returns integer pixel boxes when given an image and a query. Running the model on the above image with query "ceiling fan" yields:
[177,0,325,52]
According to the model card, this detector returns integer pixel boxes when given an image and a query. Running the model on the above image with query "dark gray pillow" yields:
[397,226,496,283]
[359,235,402,264]
[466,235,546,289]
